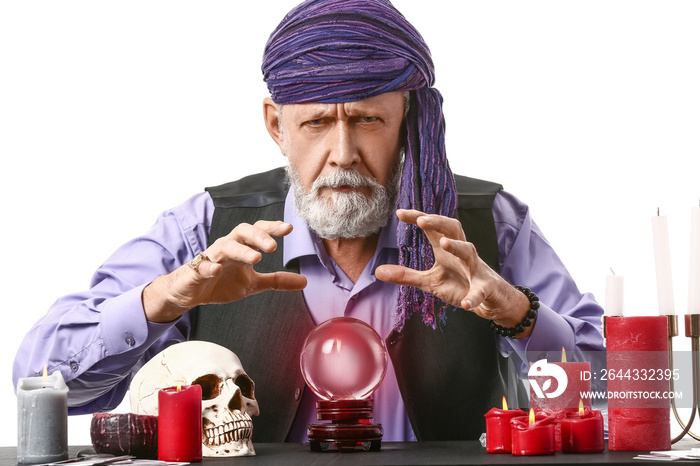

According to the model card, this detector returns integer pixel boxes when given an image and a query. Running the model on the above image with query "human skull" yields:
[129,341,259,457]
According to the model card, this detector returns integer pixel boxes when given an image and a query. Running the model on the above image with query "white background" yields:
[1,0,699,447]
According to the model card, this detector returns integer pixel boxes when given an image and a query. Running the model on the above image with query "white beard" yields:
[286,164,401,240]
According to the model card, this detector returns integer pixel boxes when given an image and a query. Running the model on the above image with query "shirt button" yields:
[125,334,135,346]
[294,388,301,400]
[70,361,79,373]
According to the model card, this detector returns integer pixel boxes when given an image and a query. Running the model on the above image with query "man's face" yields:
[277,91,405,199]
[266,91,406,239]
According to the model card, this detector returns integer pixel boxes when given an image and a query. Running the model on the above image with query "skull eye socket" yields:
[191,374,223,400]
[235,374,255,399]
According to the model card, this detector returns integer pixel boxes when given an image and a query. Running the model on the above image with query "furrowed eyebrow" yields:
[296,105,334,120]
[344,103,385,117]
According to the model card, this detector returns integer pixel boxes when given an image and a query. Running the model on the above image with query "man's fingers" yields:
[209,239,263,265]
[395,209,426,225]
[375,264,426,289]
[462,286,486,311]
[256,271,307,292]
[205,221,291,264]
[441,237,478,269]
[397,210,466,247]
[416,215,466,241]
[194,260,223,279]
[441,238,489,310]
[253,219,295,237]
[228,221,291,254]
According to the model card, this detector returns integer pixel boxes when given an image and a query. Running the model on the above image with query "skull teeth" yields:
[204,411,253,447]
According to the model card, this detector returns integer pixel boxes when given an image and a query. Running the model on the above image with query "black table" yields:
[3,441,697,465]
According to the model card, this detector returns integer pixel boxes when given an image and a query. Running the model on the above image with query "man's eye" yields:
[306,118,324,125]
[361,116,377,123]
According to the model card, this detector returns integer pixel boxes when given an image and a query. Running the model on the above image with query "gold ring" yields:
[188,252,210,276]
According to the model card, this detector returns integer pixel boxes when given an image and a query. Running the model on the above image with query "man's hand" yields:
[375,209,533,337]
[143,220,307,323]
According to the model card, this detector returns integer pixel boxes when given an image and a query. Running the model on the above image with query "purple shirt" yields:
[13,183,604,441]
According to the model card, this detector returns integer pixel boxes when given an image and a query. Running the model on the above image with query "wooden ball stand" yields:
[308,399,383,452]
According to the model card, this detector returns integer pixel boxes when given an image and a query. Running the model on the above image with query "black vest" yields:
[192,167,506,442]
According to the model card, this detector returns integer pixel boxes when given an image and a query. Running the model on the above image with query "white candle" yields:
[689,205,700,314]
[605,274,624,316]
[652,212,675,315]
[17,370,69,464]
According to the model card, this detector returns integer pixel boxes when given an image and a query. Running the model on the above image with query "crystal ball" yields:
[300,317,388,401]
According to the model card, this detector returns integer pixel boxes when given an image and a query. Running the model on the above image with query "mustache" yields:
[286,163,399,240]
[312,170,381,191]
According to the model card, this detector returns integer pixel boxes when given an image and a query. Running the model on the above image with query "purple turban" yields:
[262,0,458,331]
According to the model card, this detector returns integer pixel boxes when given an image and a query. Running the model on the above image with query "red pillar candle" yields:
[158,384,202,462]
[484,397,527,453]
[529,349,592,413]
[606,316,671,451]
[560,404,605,453]
[510,410,556,456]
[529,349,592,450]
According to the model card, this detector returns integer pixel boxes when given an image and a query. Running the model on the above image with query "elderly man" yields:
[14,0,604,443]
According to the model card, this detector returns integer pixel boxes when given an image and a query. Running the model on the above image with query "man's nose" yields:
[328,122,359,168]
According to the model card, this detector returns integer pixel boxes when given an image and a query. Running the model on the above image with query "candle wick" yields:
[657,207,660,217]
[610,268,615,276]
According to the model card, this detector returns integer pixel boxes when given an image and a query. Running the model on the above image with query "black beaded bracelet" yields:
[489,285,539,337]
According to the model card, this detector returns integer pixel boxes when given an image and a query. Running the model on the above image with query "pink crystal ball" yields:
[300,317,388,401]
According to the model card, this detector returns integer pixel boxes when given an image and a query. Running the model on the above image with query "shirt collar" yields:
[282,188,399,267]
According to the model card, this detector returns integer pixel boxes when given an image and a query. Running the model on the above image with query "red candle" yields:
[606,316,670,451]
[529,348,592,450]
[529,348,592,413]
[510,409,556,456]
[158,384,202,462]
[484,397,527,453]
[560,403,605,453]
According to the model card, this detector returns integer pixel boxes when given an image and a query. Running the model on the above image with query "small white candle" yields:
[605,274,624,317]
[652,212,675,315]
[17,370,69,464]
[689,205,700,314]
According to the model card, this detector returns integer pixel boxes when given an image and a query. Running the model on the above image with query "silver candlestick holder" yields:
[668,314,700,443]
